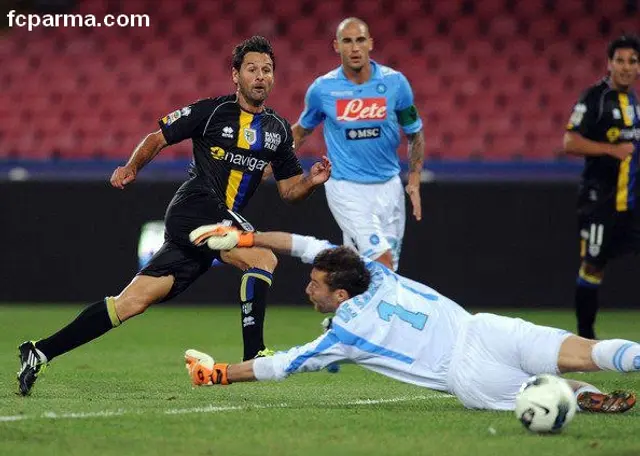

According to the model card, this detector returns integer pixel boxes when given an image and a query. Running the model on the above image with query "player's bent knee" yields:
[114,274,174,321]
[114,295,153,320]
[222,247,278,272]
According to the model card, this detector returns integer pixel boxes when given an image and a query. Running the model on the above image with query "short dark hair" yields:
[232,36,275,71]
[607,34,640,59]
[312,247,371,297]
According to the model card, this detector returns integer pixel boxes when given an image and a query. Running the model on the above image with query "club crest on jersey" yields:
[336,98,387,122]
[243,128,257,145]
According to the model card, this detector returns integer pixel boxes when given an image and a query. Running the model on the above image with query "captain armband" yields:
[397,105,420,126]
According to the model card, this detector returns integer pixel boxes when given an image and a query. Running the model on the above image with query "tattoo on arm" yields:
[407,130,425,172]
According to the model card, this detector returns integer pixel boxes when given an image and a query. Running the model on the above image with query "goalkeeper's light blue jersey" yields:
[268,237,472,391]
[298,61,423,183]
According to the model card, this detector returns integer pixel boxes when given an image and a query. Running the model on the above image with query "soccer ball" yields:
[515,374,577,433]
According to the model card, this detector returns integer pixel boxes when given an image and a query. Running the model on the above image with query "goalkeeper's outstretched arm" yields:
[187,331,349,385]
[190,226,335,264]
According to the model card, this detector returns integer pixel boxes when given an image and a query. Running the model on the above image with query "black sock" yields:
[35,298,121,361]
[575,284,599,339]
[239,268,272,361]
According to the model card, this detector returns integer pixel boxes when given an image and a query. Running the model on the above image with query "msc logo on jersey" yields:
[346,127,381,140]
[336,98,387,122]
[243,128,257,146]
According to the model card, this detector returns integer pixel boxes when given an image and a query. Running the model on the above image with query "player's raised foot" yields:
[577,390,636,413]
[184,349,215,386]
[17,341,47,396]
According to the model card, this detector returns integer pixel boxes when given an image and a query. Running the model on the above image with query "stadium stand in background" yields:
[0,0,637,163]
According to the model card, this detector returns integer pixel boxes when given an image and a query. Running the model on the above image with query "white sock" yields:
[591,339,640,372]
[574,385,602,412]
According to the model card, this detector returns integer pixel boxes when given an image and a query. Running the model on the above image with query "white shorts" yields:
[447,313,572,411]
[324,176,405,271]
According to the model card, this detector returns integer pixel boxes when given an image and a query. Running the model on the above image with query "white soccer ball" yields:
[515,374,577,433]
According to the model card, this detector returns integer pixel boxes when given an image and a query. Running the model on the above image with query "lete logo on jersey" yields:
[336,98,387,122]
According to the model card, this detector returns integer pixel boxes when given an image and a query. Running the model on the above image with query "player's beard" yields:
[238,83,268,108]
[614,72,637,90]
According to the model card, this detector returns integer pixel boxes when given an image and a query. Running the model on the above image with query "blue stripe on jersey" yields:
[400,283,439,301]
[332,323,414,364]
[249,114,263,151]
[232,172,252,211]
[284,332,340,373]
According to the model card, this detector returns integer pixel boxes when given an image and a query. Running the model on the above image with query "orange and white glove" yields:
[189,224,254,250]
[185,349,231,386]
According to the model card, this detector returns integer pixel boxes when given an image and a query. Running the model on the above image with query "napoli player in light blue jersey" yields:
[183,224,638,413]
[292,17,425,272]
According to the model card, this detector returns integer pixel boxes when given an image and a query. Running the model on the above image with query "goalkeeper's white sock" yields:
[591,339,640,372]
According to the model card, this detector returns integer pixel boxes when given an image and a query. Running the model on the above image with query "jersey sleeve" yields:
[158,98,217,145]
[566,88,599,136]
[270,118,304,181]
[297,79,325,130]
[394,73,423,135]
[290,235,337,263]
[253,331,351,381]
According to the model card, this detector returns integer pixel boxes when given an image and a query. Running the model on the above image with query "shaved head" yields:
[336,17,370,39]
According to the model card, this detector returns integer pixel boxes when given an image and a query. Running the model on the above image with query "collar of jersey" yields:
[337,59,382,83]
[232,93,266,116]
[603,76,638,98]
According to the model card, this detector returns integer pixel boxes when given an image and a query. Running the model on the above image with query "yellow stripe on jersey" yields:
[615,93,633,212]
[237,110,254,150]
[225,169,244,209]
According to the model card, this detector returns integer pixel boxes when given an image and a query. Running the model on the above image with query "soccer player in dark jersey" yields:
[16,36,332,396]
[564,35,640,339]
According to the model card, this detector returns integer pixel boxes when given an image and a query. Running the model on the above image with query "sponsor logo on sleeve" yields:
[567,103,586,128]
[162,106,192,125]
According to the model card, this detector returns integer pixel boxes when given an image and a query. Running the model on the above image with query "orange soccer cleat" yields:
[577,390,636,413]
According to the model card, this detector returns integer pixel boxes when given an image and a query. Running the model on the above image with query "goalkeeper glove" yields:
[189,224,254,250]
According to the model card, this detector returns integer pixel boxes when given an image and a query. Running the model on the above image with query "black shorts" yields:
[578,206,640,268]
[139,180,255,302]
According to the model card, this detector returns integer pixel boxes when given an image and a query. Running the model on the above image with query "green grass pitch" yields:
[0,304,638,456]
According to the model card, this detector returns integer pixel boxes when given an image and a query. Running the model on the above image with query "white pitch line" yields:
[0,394,455,423]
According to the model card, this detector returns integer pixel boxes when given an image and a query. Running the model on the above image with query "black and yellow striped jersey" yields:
[158,94,303,212]
[567,78,640,212]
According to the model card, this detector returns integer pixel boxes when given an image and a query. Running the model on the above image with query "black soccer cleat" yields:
[17,341,46,396]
